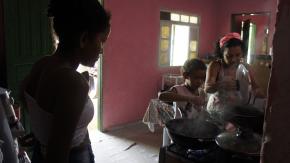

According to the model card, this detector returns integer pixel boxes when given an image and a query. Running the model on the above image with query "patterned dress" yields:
[172,84,205,119]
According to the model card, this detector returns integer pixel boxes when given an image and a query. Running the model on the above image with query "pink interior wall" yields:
[216,0,277,52]
[102,0,278,130]
[103,0,218,130]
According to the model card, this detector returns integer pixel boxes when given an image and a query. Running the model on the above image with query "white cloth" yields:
[0,94,18,163]
[142,99,175,132]
[24,92,94,147]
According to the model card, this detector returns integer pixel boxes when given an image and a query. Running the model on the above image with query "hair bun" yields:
[47,0,62,17]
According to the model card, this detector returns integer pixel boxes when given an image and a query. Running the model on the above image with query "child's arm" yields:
[158,88,204,105]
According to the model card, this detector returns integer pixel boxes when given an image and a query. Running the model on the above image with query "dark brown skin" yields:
[158,70,206,106]
[204,46,265,98]
[21,29,110,163]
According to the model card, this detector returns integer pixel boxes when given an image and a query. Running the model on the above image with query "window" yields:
[159,11,200,66]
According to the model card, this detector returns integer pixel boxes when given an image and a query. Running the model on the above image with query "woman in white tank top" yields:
[204,33,264,127]
[20,0,111,162]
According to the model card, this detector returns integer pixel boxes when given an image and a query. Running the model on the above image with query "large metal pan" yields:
[222,105,264,134]
[165,118,221,149]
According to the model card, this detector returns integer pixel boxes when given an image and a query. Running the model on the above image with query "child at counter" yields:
[158,58,207,119]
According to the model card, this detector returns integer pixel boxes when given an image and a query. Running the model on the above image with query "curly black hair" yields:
[48,0,111,51]
[215,38,245,59]
[181,59,206,76]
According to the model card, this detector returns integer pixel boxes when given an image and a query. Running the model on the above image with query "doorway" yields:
[77,58,103,132]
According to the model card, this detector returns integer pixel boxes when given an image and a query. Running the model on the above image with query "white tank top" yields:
[24,92,94,147]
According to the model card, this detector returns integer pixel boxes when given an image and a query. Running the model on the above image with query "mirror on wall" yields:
[231,12,271,63]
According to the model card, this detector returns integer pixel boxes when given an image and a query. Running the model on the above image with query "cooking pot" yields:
[222,105,264,134]
[165,118,221,149]
[215,131,262,156]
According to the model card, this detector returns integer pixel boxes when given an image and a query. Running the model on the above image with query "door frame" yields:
[97,0,104,131]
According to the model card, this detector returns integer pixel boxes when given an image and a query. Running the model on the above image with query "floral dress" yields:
[172,84,205,119]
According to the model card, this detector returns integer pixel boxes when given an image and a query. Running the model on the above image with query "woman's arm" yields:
[247,65,266,98]
[44,69,89,163]
[204,61,220,93]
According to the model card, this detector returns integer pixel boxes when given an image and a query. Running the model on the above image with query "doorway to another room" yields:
[77,59,102,132]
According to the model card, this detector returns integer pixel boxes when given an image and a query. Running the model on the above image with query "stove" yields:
[159,143,260,163]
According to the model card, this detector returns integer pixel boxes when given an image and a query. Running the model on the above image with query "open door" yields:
[242,19,251,54]
[3,0,53,96]
[3,0,53,129]
[242,19,257,63]
[231,12,270,63]
[96,0,104,131]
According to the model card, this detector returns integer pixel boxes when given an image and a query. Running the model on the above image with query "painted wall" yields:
[103,0,218,130]
[102,0,278,130]
[216,0,277,53]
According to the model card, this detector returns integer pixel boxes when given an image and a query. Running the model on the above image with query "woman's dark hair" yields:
[181,59,207,76]
[48,0,111,51]
[215,38,245,59]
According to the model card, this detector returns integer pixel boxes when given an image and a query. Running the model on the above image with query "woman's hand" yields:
[225,122,237,132]
[252,87,266,98]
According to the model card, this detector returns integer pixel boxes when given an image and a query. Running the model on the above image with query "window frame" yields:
[158,11,201,67]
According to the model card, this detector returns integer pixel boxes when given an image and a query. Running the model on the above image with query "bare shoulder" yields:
[54,67,89,94]
[33,55,89,92]
[25,56,89,113]
[48,68,89,114]
[208,60,220,69]
[207,60,221,73]
[205,60,221,84]
[23,56,55,95]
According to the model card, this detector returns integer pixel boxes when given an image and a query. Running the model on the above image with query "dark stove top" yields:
[159,143,260,163]
[165,144,225,163]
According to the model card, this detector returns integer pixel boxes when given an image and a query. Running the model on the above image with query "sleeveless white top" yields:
[24,92,94,147]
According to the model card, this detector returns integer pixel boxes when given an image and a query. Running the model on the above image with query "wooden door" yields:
[3,0,53,97]
[3,0,53,131]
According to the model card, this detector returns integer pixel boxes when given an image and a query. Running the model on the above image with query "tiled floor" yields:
[89,122,163,163]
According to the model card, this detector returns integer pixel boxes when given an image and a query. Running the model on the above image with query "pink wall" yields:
[103,0,218,130]
[102,0,278,130]
[216,0,277,52]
